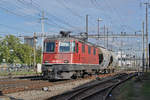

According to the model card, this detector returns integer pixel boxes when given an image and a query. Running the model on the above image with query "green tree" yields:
[16,44,33,65]
[0,35,41,65]
[3,35,22,64]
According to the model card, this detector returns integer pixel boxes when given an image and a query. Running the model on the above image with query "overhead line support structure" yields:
[86,15,88,34]
[142,21,145,72]
[97,18,103,39]
[40,11,48,65]
[33,33,36,70]
[104,25,106,48]
[71,33,145,38]
[20,32,144,71]
[106,27,109,49]
[144,2,149,72]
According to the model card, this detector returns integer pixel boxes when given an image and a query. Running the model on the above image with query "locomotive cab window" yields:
[45,42,55,52]
[59,42,70,52]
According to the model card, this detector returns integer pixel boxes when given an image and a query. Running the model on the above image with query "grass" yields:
[141,73,150,100]
[115,72,150,100]
[0,71,39,76]
[116,81,135,100]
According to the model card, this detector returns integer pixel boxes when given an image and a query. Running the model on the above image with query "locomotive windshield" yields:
[45,42,55,52]
[59,42,70,52]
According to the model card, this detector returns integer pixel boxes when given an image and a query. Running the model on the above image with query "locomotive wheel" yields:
[71,74,77,79]
[82,73,89,78]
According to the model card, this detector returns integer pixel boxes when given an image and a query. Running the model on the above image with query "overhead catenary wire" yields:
[17,0,41,12]
[102,0,123,28]
[55,0,98,28]
[56,0,83,19]
[0,0,22,10]
[90,0,136,32]
[0,1,39,33]
[93,0,105,11]
[0,6,25,18]
[17,0,77,30]
[0,0,76,33]
[17,0,97,32]
[45,21,69,30]
[59,0,96,27]
[15,0,72,30]
[90,0,113,30]
[56,0,95,31]
[90,0,142,51]
[104,0,136,32]
[0,4,38,22]
[0,5,40,32]
[0,23,30,32]
[90,0,102,10]
[0,0,39,20]
[33,0,96,31]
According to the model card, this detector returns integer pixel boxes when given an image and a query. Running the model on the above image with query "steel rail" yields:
[81,73,137,100]
[48,73,129,100]
[103,73,137,100]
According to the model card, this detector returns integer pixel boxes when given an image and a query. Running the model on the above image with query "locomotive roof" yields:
[45,35,113,52]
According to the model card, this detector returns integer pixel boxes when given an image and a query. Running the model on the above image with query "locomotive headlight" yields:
[45,61,49,63]
[64,60,69,63]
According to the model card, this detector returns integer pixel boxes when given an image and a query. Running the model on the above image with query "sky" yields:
[0,0,149,52]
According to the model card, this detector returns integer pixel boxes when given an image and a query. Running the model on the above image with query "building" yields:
[24,37,34,47]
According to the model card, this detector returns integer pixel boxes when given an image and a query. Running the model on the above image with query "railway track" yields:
[0,73,118,94]
[48,72,137,100]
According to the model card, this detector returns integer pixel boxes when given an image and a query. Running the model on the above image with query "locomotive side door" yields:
[73,41,80,63]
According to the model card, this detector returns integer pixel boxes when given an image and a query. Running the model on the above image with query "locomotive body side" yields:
[72,40,99,65]
[42,37,116,79]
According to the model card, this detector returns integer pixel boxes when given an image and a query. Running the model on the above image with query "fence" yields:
[0,64,35,76]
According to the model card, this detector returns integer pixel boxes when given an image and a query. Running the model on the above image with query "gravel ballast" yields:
[5,79,93,100]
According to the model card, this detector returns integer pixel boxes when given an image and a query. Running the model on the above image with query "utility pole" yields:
[40,11,47,65]
[86,15,88,34]
[97,18,103,38]
[142,21,145,72]
[106,27,109,49]
[104,25,106,48]
[144,2,149,72]
[33,33,36,70]
[98,19,100,38]
[120,40,123,67]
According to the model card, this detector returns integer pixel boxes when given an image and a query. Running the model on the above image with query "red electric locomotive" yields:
[42,31,116,79]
